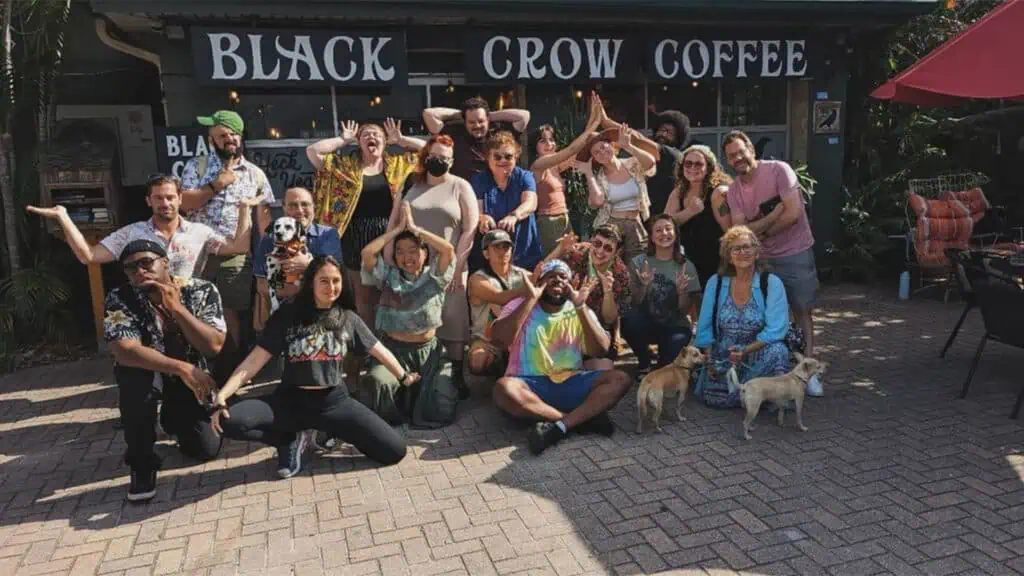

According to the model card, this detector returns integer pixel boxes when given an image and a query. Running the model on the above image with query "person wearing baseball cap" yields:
[467,229,531,378]
[105,239,228,502]
[179,109,275,369]
[488,258,631,455]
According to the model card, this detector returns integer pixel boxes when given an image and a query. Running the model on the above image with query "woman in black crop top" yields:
[211,256,416,478]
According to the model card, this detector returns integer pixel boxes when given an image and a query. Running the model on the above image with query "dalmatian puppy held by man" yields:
[265,216,309,311]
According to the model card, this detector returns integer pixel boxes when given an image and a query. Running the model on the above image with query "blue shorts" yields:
[517,370,603,413]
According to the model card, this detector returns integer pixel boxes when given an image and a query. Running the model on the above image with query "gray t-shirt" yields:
[630,254,700,328]
[259,305,378,391]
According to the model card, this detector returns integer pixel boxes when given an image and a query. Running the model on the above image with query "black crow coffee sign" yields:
[465,32,642,83]
[191,27,407,86]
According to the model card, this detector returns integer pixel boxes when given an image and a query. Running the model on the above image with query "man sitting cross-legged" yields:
[490,259,631,455]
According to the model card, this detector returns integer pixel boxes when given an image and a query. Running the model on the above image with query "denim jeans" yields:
[621,309,692,370]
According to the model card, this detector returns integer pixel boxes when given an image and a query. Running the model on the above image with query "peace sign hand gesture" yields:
[638,261,654,289]
[570,277,598,308]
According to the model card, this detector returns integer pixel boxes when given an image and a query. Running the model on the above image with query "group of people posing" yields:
[27,92,821,502]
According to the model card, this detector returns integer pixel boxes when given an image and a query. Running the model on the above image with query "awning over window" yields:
[871,0,1024,106]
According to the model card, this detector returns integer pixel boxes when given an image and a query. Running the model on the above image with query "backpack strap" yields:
[712,275,723,341]
[760,271,770,302]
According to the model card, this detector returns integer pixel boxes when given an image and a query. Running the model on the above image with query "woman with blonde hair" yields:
[692,226,790,409]
[306,119,425,325]
[664,144,732,288]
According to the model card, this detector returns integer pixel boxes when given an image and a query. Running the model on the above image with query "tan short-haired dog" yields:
[728,352,828,441]
[636,345,705,433]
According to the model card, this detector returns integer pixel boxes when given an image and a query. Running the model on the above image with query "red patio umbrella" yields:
[872,0,1024,106]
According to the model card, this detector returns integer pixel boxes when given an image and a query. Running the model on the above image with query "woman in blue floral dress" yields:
[693,226,791,409]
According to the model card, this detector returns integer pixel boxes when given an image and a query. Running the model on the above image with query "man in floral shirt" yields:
[180,110,275,349]
[105,240,227,502]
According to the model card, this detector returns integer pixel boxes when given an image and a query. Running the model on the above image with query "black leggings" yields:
[220,386,407,466]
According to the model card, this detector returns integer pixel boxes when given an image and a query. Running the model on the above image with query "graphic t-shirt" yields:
[258,304,378,391]
[630,254,700,328]
[361,255,455,334]
[500,297,605,382]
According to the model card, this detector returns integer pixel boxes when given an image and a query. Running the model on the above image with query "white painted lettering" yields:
[361,37,395,81]
[483,36,512,80]
[786,40,807,76]
[518,37,546,79]
[324,36,356,81]
[195,137,209,157]
[682,39,710,79]
[275,35,323,81]
[166,135,181,157]
[654,39,679,79]
[208,33,246,80]
[712,40,734,78]
[248,34,281,80]
[736,40,758,78]
[550,37,582,80]
[584,38,623,79]
[762,40,783,77]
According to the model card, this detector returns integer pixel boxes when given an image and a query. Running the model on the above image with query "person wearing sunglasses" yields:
[692,226,791,409]
[471,130,543,272]
[103,240,228,502]
[664,144,733,291]
[537,224,633,370]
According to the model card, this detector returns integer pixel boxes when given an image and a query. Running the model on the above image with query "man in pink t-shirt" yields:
[723,130,822,396]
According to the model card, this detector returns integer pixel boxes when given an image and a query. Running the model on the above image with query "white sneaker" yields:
[806,374,824,397]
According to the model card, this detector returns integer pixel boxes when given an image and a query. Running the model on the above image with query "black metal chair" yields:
[940,248,977,358]
[958,273,1024,419]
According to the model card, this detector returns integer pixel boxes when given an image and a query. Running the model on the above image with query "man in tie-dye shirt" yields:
[490,260,631,455]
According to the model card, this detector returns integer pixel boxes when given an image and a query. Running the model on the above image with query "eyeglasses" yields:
[491,153,515,162]
[123,257,161,272]
[683,160,706,169]
[729,244,756,254]
[591,240,617,254]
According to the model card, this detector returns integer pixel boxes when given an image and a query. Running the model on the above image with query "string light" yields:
[692,81,699,88]
[229,90,239,103]
[574,89,583,99]
[497,94,505,110]
[269,128,281,139]
[374,96,382,105]
[446,79,456,93]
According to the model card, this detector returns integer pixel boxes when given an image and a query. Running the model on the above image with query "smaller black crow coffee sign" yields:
[191,27,407,86]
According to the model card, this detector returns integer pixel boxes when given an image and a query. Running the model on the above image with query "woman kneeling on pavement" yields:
[356,202,460,429]
[622,214,701,377]
[211,255,410,479]
[692,226,791,409]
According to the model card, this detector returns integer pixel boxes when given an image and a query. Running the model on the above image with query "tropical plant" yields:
[0,259,72,369]
[546,93,597,237]
[0,0,74,367]
[837,0,1002,280]
[1,0,72,275]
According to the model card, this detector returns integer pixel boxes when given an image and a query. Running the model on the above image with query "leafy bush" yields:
[547,99,596,238]
[0,260,73,369]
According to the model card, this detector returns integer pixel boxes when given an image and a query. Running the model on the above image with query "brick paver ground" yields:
[0,284,1022,576]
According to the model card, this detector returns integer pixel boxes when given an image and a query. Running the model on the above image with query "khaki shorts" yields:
[202,253,253,310]
[607,216,648,263]
[761,248,819,311]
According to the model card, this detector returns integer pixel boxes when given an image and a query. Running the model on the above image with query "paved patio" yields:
[0,284,1022,576]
